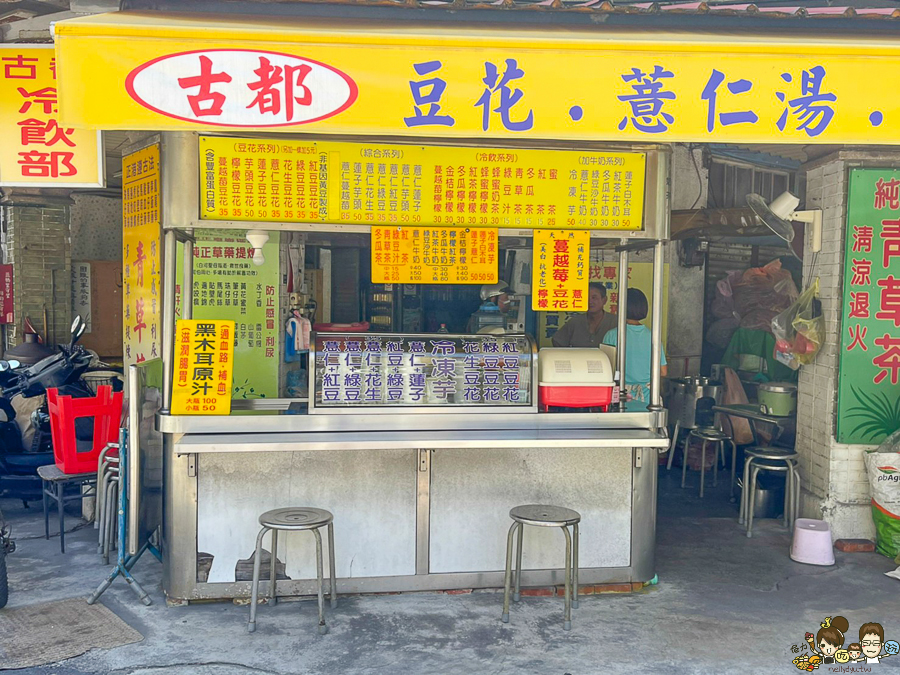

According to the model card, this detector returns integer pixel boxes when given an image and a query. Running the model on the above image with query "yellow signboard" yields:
[200,137,645,231]
[172,320,235,415]
[532,230,589,312]
[372,226,498,284]
[55,12,900,145]
[122,143,161,368]
[0,45,102,187]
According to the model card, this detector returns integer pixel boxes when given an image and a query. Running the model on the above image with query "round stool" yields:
[247,507,336,635]
[790,518,835,566]
[739,447,798,527]
[502,504,580,631]
[744,454,800,538]
[682,427,734,499]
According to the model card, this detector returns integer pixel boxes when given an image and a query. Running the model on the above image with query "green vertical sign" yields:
[838,169,900,443]
[176,229,280,400]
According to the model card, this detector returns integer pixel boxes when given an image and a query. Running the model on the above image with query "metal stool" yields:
[681,427,733,499]
[743,452,800,538]
[248,507,336,635]
[502,504,580,631]
[739,447,798,526]
[38,464,97,554]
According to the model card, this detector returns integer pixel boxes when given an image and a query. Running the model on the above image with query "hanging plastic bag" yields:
[865,430,900,560]
[772,278,824,370]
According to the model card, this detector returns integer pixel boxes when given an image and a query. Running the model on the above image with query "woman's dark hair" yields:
[588,282,607,298]
[626,288,649,322]
[818,616,850,650]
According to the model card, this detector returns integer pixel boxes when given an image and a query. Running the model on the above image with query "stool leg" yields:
[739,456,752,526]
[248,527,267,633]
[313,528,327,635]
[57,482,66,554]
[699,440,707,498]
[712,441,719,488]
[501,521,517,623]
[666,420,681,471]
[513,522,524,603]
[729,441,738,503]
[268,529,278,607]
[562,526,572,631]
[793,466,801,527]
[42,480,50,541]
[572,523,579,610]
[681,437,689,488]
[747,465,759,538]
[327,522,337,609]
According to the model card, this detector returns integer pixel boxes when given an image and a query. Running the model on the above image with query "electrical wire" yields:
[689,144,704,210]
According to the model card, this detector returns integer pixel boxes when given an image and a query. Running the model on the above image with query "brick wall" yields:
[799,150,900,539]
[2,201,72,349]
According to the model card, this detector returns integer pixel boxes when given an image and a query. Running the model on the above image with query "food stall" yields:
[135,134,671,603]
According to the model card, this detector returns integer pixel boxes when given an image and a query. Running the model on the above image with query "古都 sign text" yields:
[200,137,645,231]
[532,230,589,312]
[371,226,498,284]
[172,320,235,415]
[837,169,900,445]
[0,45,102,186]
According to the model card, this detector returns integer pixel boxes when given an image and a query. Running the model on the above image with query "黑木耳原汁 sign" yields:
[172,320,236,415]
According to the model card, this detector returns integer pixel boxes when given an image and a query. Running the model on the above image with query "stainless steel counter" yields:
[174,428,669,454]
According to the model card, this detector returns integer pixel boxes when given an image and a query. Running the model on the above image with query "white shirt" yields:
[866,657,880,664]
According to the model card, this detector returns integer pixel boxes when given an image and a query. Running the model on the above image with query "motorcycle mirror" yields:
[0,362,7,373]
[70,316,82,334]
[75,323,86,341]
[7,360,19,370]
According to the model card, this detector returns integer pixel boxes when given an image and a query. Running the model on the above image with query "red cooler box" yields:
[538,347,616,411]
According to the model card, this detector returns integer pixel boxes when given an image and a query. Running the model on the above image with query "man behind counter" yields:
[551,283,619,348]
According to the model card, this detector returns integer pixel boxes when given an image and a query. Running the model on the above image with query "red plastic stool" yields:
[48,385,123,475]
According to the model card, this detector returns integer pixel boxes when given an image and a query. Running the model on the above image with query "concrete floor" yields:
[3,466,899,675]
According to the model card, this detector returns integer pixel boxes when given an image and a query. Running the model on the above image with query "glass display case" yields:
[310,332,537,413]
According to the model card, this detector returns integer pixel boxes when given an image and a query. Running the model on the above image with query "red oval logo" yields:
[125,49,358,128]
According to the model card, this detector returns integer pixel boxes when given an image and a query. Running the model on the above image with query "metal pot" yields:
[668,376,724,428]
[758,382,797,417]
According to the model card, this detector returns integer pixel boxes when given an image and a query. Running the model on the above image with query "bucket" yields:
[738,473,785,519]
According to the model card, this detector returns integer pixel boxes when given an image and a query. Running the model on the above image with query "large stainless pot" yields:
[668,376,724,428]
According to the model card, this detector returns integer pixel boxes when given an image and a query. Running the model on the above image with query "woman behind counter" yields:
[551,283,618,348]
[601,288,667,411]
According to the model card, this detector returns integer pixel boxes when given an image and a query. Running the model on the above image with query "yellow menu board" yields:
[200,137,645,231]
[171,320,235,415]
[372,226,498,284]
[532,230,589,312]
[122,143,161,368]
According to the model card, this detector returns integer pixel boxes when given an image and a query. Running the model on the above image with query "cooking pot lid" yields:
[759,381,797,394]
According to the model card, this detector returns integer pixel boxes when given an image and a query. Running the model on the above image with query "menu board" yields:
[171,320,235,415]
[122,143,161,368]
[371,226,498,284]
[200,137,645,231]
[311,333,534,411]
[533,229,589,312]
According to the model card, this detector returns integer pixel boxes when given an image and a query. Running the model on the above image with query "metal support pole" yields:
[649,240,665,419]
[616,244,629,412]
[161,229,177,412]
[183,231,194,321]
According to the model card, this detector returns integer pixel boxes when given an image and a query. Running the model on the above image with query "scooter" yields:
[0,317,94,504]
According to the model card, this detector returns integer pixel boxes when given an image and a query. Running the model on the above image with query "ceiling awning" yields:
[54,11,900,144]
